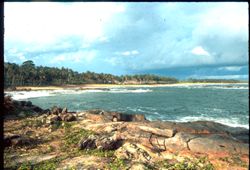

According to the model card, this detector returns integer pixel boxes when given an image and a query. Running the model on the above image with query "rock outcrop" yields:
[4,96,44,119]
[77,110,249,166]
[4,101,249,169]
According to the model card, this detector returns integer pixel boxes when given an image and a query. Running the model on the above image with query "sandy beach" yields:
[10,82,248,91]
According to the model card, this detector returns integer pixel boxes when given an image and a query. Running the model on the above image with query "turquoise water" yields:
[7,84,249,128]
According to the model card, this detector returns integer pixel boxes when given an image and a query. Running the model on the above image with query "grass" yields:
[219,155,248,168]
[22,118,44,128]
[156,156,215,170]
[17,156,69,170]
[63,122,94,147]
[107,158,127,170]
[61,122,115,158]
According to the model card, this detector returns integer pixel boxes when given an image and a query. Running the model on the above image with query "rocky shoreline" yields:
[4,98,249,169]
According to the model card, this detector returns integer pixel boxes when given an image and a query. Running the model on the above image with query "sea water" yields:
[6,84,249,129]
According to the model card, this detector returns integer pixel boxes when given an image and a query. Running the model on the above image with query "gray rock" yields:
[61,107,68,114]
[49,115,62,124]
[4,134,32,147]
[79,135,97,150]
[95,135,123,150]
[51,106,62,115]
[18,111,26,118]
[62,113,76,122]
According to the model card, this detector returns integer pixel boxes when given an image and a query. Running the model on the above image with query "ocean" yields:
[6,83,249,129]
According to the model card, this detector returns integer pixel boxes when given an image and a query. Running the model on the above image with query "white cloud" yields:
[50,50,97,63]
[121,51,131,56]
[4,2,126,44]
[99,36,109,42]
[131,50,139,55]
[218,66,242,71]
[17,53,27,61]
[51,55,66,63]
[72,51,96,63]
[105,57,120,66]
[191,46,210,56]
[116,50,139,56]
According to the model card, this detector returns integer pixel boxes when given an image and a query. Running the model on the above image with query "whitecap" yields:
[172,115,249,129]
[5,90,55,100]
[109,88,152,93]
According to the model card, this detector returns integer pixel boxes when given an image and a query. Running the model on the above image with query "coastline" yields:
[4,101,249,169]
[6,82,249,91]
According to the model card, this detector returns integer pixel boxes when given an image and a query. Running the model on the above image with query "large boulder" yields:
[4,134,33,147]
[78,133,123,151]
[47,115,62,125]
[188,134,249,155]
[88,110,147,122]
[61,113,76,122]
[95,135,123,150]
[31,106,44,113]
[61,107,68,114]
[51,106,62,115]
[115,143,152,163]
[78,135,97,150]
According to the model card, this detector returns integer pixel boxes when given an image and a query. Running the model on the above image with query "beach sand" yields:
[11,82,248,91]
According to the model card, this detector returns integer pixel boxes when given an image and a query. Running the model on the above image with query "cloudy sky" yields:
[4,2,249,79]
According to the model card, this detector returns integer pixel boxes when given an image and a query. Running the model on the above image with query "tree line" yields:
[4,60,179,87]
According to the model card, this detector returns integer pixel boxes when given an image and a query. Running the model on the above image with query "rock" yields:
[32,106,43,113]
[26,101,32,107]
[95,135,123,150]
[19,100,32,107]
[18,111,26,118]
[51,106,62,115]
[188,134,249,155]
[20,101,27,106]
[62,113,76,122]
[24,130,34,136]
[78,134,123,151]
[13,100,20,106]
[137,125,175,138]
[42,109,50,115]
[61,107,68,114]
[49,115,62,124]
[130,162,148,170]
[86,110,146,122]
[132,114,147,122]
[99,111,146,122]
[79,135,97,150]
[115,143,151,163]
[4,134,32,147]
[4,134,21,147]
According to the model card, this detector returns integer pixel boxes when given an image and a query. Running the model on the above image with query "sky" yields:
[4,2,249,80]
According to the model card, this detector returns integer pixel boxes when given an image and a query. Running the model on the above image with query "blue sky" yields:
[4,2,249,79]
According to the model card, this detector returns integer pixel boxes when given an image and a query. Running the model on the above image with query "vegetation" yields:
[4,60,178,88]
[219,155,248,168]
[108,158,127,170]
[156,156,215,170]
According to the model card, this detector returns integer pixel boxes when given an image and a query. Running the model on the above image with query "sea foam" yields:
[5,88,152,100]
[173,115,249,129]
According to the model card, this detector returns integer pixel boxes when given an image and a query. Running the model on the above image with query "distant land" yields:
[4,60,247,89]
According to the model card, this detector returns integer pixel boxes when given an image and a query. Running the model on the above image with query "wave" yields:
[211,86,248,90]
[5,88,153,100]
[171,116,249,129]
[174,85,248,90]
[109,88,152,93]
[6,91,56,100]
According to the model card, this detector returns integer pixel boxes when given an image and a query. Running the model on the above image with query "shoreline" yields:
[5,82,249,91]
[4,103,249,169]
